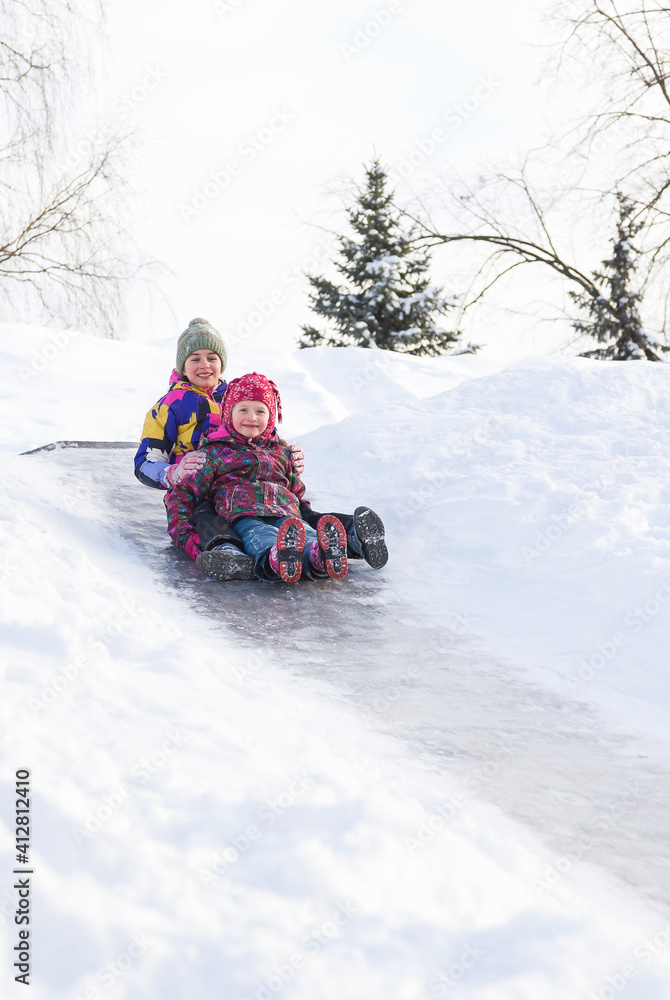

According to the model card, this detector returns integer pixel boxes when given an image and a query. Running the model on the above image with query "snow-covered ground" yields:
[2,324,670,999]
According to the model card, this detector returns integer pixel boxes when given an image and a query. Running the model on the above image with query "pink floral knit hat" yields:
[222,372,282,433]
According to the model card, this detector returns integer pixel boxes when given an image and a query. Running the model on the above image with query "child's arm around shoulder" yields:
[134,381,195,489]
[277,436,307,502]
[164,453,217,553]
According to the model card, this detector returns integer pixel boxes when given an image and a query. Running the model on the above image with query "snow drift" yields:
[2,324,670,999]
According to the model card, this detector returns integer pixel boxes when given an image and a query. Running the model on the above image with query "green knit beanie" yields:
[176,317,227,375]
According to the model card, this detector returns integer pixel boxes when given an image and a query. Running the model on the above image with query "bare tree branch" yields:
[0,0,157,337]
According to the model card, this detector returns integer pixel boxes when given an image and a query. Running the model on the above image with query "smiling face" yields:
[183,349,222,389]
[231,399,270,438]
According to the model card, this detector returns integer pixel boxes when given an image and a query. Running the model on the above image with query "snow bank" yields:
[0,325,505,449]
[299,355,670,742]
[1,451,668,1000]
[2,324,670,997]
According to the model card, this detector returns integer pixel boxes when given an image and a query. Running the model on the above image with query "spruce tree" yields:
[299,159,474,356]
[572,194,668,361]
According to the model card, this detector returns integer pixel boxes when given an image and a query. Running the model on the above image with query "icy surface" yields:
[63,448,670,914]
[2,327,670,997]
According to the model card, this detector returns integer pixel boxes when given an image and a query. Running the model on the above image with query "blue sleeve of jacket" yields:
[134,393,181,489]
[136,458,169,488]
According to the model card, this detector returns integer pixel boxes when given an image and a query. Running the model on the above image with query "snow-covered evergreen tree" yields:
[299,159,474,356]
[572,194,668,361]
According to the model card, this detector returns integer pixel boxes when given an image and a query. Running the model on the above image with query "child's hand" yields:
[184,534,201,561]
[290,444,305,475]
[164,450,207,487]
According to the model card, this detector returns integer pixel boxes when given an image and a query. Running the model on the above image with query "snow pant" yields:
[300,504,363,559]
[192,500,244,551]
[232,515,328,583]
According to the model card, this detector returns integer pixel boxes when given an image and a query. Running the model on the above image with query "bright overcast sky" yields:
[103,0,552,358]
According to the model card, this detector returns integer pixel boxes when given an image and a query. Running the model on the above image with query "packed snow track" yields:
[51,447,670,918]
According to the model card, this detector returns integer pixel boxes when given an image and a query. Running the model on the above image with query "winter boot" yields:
[316,515,348,580]
[350,506,388,569]
[308,540,326,575]
[196,543,255,581]
[270,517,306,582]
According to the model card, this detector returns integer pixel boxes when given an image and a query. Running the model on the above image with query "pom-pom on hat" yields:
[222,372,282,434]
[176,317,227,375]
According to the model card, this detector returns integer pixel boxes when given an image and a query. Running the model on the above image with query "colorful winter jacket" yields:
[134,369,227,489]
[165,415,309,553]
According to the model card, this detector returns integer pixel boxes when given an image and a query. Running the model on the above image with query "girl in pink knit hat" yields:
[165,372,377,582]
[135,318,387,580]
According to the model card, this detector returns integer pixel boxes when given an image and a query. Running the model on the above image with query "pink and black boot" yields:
[315,514,348,580]
[269,516,306,582]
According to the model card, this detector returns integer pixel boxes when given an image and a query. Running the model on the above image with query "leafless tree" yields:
[0,0,151,337]
[409,0,670,359]
[410,163,666,359]
[555,6,669,189]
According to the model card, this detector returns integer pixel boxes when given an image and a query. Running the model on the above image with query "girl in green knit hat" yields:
[134,317,387,580]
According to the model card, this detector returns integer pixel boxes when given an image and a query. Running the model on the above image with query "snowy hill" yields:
[303,355,670,741]
[2,324,670,999]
